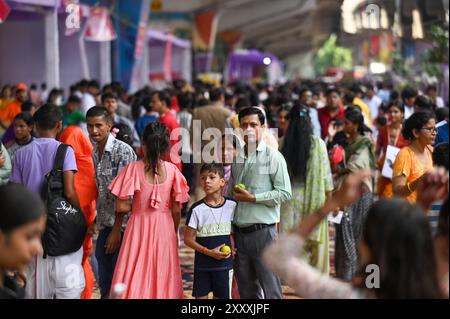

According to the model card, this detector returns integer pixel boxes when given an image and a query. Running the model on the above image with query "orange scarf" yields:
[59,126,97,299]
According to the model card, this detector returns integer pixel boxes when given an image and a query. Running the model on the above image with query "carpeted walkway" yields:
[179,220,337,299]
[92,220,336,299]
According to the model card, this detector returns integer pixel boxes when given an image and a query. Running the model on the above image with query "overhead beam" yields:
[274,43,318,58]
[242,17,302,40]
[218,0,316,32]
[221,0,261,10]
[264,35,314,49]
[247,14,312,47]
[240,0,316,32]
[194,0,268,13]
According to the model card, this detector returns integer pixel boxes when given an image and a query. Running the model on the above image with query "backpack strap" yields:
[53,144,69,171]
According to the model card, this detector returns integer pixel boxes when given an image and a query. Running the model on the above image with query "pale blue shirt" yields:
[231,140,292,227]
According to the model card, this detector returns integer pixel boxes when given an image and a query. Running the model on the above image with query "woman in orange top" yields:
[0,85,13,111]
[392,112,437,203]
[375,101,410,198]
[59,126,97,299]
[0,85,28,128]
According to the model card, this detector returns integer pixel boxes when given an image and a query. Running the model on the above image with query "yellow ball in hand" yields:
[220,245,231,254]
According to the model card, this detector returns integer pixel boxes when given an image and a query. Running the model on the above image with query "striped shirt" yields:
[428,201,442,236]
[177,111,193,156]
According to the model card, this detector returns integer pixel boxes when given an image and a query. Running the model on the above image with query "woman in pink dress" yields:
[109,122,189,299]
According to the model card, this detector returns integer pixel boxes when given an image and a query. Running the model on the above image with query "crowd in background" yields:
[0,76,448,299]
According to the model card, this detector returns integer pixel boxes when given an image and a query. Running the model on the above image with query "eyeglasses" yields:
[421,127,438,133]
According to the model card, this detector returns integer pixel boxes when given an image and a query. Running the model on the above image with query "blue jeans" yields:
[95,227,121,299]
[90,238,99,283]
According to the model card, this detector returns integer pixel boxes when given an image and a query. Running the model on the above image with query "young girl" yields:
[7,112,34,163]
[263,171,444,299]
[109,122,189,299]
[0,184,46,299]
[221,133,240,196]
[375,101,410,198]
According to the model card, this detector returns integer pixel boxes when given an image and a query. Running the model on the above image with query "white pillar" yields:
[100,41,112,85]
[183,46,192,83]
[45,7,60,89]
[79,18,90,80]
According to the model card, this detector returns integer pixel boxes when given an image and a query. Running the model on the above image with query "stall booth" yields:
[145,29,192,87]
[0,0,112,92]
[225,49,284,85]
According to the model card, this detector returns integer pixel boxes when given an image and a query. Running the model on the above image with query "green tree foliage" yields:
[421,25,449,79]
[314,35,353,75]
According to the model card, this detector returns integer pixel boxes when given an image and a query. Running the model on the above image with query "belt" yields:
[234,223,275,234]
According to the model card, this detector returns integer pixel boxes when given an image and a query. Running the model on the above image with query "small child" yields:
[221,133,241,196]
[111,123,133,148]
[184,163,237,299]
[7,112,34,162]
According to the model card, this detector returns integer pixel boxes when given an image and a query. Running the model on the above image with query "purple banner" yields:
[7,0,58,7]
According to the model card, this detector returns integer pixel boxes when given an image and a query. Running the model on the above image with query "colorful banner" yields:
[63,0,90,36]
[163,33,173,81]
[364,32,394,66]
[370,35,380,57]
[218,31,242,50]
[378,32,394,63]
[7,0,56,6]
[112,0,143,91]
[128,0,151,93]
[133,23,147,59]
[0,0,10,23]
[83,7,116,42]
[193,11,219,51]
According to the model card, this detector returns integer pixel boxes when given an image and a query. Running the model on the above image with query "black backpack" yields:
[41,144,87,257]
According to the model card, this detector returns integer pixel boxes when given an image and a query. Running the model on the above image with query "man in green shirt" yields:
[61,95,86,128]
[231,107,292,299]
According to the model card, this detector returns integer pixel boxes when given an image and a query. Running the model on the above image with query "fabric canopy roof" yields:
[147,29,191,49]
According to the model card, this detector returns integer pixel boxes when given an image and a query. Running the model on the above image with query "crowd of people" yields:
[0,77,448,299]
